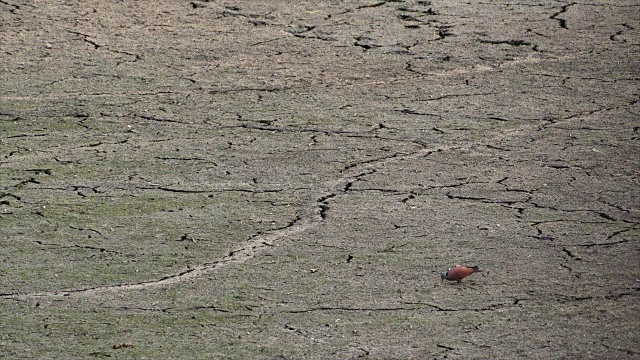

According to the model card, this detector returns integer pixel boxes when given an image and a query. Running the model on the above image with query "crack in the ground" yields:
[316,193,342,222]
[479,38,538,52]
[353,36,382,51]
[343,153,399,171]
[600,200,631,214]
[559,263,574,273]
[76,138,129,149]
[0,193,21,202]
[601,343,639,356]
[208,86,284,94]
[400,192,417,204]
[213,5,275,22]
[24,168,53,176]
[118,305,172,313]
[529,220,638,245]
[220,122,427,148]
[34,185,102,198]
[192,305,230,313]
[286,301,513,314]
[526,202,637,227]
[150,186,283,194]
[605,287,640,300]
[395,107,443,118]
[402,301,511,312]
[562,247,581,260]
[577,238,633,248]
[67,30,101,49]
[542,100,639,128]
[437,344,455,351]
[355,1,388,10]
[527,227,556,242]
[0,0,22,12]
[7,177,40,188]
[286,305,417,314]
[609,23,633,42]
[548,293,594,303]
[6,132,48,139]
[343,177,490,198]
[445,192,519,206]
[66,30,142,62]
[154,186,211,194]
[2,215,312,299]
[136,114,188,124]
[417,91,499,102]
[69,225,104,238]
[549,2,575,30]
[156,156,208,162]
[432,24,454,41]
[287,25,317,39]
[347,188,404,195]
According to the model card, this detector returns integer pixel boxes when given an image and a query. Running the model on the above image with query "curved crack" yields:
[2,216,313,299]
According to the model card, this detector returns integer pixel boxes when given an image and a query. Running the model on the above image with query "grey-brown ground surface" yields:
[1,1,639,359]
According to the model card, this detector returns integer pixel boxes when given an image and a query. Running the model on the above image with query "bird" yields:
[441,265,482,283]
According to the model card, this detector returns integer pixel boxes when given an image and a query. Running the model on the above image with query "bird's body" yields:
[441,265,482,282]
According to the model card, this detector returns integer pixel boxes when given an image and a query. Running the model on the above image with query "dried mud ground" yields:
[1,1,639,359]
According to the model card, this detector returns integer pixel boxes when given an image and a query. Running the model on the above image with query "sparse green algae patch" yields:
[1,119,320,293]
[0,300,271,359]
[1,177,299,293]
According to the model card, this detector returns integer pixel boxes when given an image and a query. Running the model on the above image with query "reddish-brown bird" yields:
[441,265,482,282]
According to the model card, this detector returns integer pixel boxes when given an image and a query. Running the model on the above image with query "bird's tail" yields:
[471,266,483,273]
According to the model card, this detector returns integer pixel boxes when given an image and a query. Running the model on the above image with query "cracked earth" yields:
[1,0,639,359]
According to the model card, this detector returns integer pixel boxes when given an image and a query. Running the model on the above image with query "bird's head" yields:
[440,271,448,282]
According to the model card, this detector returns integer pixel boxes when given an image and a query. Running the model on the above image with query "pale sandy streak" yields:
[5,217,315,299]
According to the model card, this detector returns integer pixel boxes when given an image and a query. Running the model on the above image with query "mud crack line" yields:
[2,217,314,300]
